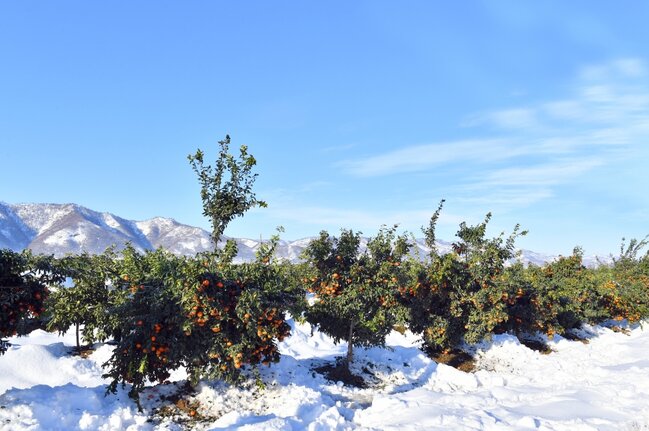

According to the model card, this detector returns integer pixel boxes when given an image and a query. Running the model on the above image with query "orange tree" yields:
[542,238,649,328]
[522,249,598,336]
[604,236,649,323]
[102,137,299,407]
[103,246,188,404]
[187,134,267,246]
[1,249,64,354]
[487,238,649,341]
[517,241,649,338]
[46,250,125,352]
[179,235,296,384]
[402,202,528,354]
[522,247,631,336]
[103,239,298,407]
[488,260,565,339]
[303,226,411,370]
[182,136,295,384]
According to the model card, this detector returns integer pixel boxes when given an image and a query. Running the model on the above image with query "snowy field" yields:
[1,320,648,431]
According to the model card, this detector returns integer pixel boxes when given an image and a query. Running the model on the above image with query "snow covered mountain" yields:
[0,202,309,261]
[0,202,606,265]
[0,202,220,257]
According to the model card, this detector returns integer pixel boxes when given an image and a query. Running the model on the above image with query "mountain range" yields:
[0,202,607,266]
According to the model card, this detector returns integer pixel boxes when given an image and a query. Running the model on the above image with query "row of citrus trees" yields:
[2,215,648,404]
[0,239,299,407]
[2,136,648,408]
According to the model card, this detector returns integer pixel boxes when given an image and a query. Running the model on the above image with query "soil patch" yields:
[519,338,553,354]
[562,332,590,344]
[151,381,207,427]
[430,349,476,373]
[70,346,95,358]
[314,361,367,388]
[610,325,631,335]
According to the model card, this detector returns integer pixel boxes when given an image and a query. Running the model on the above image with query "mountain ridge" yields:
[0,201,606,266]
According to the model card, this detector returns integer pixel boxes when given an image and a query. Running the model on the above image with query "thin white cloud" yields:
[488,108,540,130]
[337,58,649,212]
[337,139,517,177]
[296,181,333,193]
[479,158,604,187]
[450,156,604,211]
[542,100,587,121]
[580,58,646,81]
[320,143,358,154]
[263,205,464,233]
[455,188,555,208]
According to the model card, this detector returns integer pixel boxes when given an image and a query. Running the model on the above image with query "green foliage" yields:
[102,139,297,407]
[594,238,649,324]
[0,249,64,354]
[403,209,527,353]
[525,249,598,334]
[522,243,649,337]
[103,246,190,405]
[607,237,649,322]
[102,241,298,407]
[440,234,649,347]
[46,250,125,350]
[610,236,649,283]
[303,226,411,367]
[422,200,445,254]
[181,235,296,385]
[188,135,267,246]
[407,217,649,352]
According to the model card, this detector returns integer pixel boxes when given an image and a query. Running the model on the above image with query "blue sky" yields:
[1,1,648,255]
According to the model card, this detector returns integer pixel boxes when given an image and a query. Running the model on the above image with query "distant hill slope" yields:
[0,202,607,266]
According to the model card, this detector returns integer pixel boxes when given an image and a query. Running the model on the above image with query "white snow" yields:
[102,214,123,230]
[1,322,649,430]
[13,203,76,235]
[42,228,86,247]
[239,239,261,249]
[135,218,175,237]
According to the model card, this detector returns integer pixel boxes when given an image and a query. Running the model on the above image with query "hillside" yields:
[0,202,606,266]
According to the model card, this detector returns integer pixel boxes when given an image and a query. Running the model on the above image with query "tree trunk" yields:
[75,322,80,352]
[345,320,355,369]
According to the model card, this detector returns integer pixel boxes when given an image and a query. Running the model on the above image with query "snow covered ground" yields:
[1,320,648,431]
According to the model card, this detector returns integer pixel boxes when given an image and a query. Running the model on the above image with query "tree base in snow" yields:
[428,349,476,373]
[70,345,95,358]
[314,360,367,388]
[518,338,553,354]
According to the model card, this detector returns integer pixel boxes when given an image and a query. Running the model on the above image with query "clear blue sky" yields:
[1,1,648,255]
